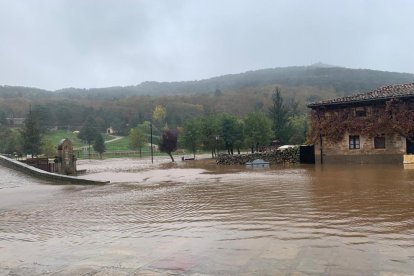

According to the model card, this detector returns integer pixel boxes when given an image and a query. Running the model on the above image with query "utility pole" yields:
[150,122,153,164]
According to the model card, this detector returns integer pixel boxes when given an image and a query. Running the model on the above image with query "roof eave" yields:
[307,94,414,109]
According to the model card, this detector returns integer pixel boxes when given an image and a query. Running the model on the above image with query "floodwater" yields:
[0,158,414,275]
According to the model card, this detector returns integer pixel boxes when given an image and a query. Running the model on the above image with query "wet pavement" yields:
[1,157,414,275]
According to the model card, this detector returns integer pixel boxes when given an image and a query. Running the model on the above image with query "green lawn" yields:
[42,130,166,159]
[104,136,131,151]
[104,136,160,152]
[42,130,86,148]
[42,130,118,149]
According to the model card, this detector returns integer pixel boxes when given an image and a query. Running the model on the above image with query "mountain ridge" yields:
[2,65,414,100]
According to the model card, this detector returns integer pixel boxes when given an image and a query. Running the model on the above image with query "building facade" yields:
[308,83,414,164]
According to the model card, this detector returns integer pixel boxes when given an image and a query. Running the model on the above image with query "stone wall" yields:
[216,147,300,165]
[314,132,406,164]
[0,155,108,185]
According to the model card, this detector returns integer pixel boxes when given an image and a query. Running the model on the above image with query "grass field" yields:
[104,136,131,151]
[42,130,117,149]
[42,130,176,159]
[42,130,85,148]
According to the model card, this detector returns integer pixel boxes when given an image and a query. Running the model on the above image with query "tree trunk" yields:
[167,152,175,162]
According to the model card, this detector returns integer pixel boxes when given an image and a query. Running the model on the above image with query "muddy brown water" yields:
[0,159,413,275]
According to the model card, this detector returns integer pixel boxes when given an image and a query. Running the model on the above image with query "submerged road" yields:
[1,160,414,275]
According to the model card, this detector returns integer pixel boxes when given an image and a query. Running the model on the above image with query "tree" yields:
[78,117,99,158]
[0,128,22,156]
[152,105,167,129]
[286,115,307,144]
[129,127,147,157]
[159,129,177,162]
[110,116,129,136]
[180,118,202,159]
[219,114,244,155]
[93,133,106,159]
[21,110,42,158]
[233,119,245,154]
[244,112,272,152]
[136,121,152,137]
[0,109,7,125]
[268,87,289,143]
[32,105,53,133]
[41,139,56,158]
[199,115,221,158]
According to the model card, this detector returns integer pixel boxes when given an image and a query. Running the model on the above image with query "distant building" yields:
[308,83,414,164]
[6,117,25,128]
[106,127,115,134]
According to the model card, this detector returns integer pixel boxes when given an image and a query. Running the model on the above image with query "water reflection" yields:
[0,162,413,274]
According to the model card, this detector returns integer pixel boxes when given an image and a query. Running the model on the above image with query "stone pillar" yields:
[57,138,77,175]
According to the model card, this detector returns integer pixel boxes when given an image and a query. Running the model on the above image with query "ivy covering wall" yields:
[308,99,414,144]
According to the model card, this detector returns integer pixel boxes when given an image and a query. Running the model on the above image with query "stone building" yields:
[308,83,414,164]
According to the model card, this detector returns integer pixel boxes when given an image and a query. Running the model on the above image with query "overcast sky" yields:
[1,0,414,90]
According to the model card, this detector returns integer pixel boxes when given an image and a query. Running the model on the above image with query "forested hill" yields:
[56,66,414,99]
[3,65,414,139]
[2,65,414,100]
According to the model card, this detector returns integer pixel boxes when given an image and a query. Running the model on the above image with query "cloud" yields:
[0,0,414,90]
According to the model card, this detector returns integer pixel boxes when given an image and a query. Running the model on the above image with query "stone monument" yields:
[56,138,77,175]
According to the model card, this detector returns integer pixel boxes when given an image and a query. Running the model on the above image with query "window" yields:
[374,136,386,149]
[355,107,367,117]
[349,135,360,149]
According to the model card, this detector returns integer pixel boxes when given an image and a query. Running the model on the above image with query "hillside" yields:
[2,65,414,131]
[56,66,414,99]
[2,65,414,100]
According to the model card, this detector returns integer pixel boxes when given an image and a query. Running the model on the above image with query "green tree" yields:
[78,117,98,158]
[32,105,53,133]
[269,87,289,143]
[41,139,56,158]
[110,116,129,135]
[93,133,106,159]
[136,121,152,137]
[244,112,272,152]
[159,129,177,162]
[199,115,221,158]
[0,128,23,156]
[219,114,244,155]
[233,118,245,154]
[180,118,202,159]
[21,110,42,158]
[129,127,147,157]
[0,109,7,125]
[286,115,307,144]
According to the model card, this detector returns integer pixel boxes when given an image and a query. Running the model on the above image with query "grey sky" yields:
[1,0,414,90]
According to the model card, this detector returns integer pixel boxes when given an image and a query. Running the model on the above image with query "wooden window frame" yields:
[349,135,360,149]
[374,136,386,149]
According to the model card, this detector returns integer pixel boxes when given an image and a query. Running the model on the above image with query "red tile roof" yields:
[308,83,414,108]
